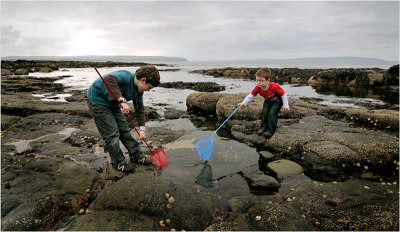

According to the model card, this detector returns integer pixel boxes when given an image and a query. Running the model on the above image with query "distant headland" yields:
[1,55,397,64]
[1,55,188,63]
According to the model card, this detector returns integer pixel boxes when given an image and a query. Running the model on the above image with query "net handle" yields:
[94,67,153,153]
[211,106,240,137]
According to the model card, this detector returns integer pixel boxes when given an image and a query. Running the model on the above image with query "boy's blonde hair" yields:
[255,67,272,80]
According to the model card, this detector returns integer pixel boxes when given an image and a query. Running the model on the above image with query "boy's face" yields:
[256,75,270,89]
[137,78,154,93]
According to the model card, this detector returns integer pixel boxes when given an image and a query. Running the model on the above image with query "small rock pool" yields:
[146,118,312,214]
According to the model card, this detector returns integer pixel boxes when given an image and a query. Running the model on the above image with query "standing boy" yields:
[238,67,290,139]
[87,66,160,172]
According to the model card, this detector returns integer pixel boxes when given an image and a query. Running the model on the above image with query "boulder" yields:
[14,68,29,75]
[250,172,281,188]
[36,67,53,72]
[71,172,217,231]
[267,159,304,176]
[186,92,225,115]
[259,151,275,160]
[1,69,12,76]
[367,70,384,86]
[216,94,261,120]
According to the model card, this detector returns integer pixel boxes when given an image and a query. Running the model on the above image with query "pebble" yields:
[255,216,261,221]
[78,208,85,215]
[287,198,293,202]
[85,189,90,193]
[159,220,165,227]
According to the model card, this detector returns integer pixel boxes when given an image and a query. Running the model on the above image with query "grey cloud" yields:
[1,1,398,61]
[1,25,21,46]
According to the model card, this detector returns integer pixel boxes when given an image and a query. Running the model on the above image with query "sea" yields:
[29,60,399,113]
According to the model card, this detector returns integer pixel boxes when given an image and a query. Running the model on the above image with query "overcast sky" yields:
[1,0,399,61]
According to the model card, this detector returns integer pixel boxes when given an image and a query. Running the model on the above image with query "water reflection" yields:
[195,163,213,188]
[312,85,399,105]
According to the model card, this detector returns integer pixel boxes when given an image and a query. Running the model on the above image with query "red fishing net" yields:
[150,148,168,167]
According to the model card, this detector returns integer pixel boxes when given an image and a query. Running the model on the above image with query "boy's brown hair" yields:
[255,67,272,80]
[135,65,160,87]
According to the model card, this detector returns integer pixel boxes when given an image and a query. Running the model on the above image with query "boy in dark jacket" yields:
[87,66,160,172]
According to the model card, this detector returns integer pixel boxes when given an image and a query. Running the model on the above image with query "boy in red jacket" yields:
[238,67,290,139]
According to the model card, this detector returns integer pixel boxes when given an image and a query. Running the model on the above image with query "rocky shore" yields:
[1,62,399,231]
[191,65,399,87]
[1,60,169,76]
[191,65,400,99]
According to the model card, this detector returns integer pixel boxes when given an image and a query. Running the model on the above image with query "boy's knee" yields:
[104,133,120,145]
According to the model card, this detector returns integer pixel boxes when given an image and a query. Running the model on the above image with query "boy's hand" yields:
[282,107,290,112]
[237,103,244,108]
[139,130,146,140]
[120,103,130,115]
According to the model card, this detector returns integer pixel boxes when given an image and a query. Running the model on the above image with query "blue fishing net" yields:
[195,137,213,161]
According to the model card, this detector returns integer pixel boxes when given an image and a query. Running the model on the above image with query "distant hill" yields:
[1,55,188,63]
[231,56,396,63]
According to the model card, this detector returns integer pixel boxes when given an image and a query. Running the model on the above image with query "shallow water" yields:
[5,127,78,154]
[147,118,312,201]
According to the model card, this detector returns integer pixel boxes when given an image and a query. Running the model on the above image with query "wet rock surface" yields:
[1,63,399,231]
[206,178,398,231]
[1,153,100,231]
[163,108,188,120]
